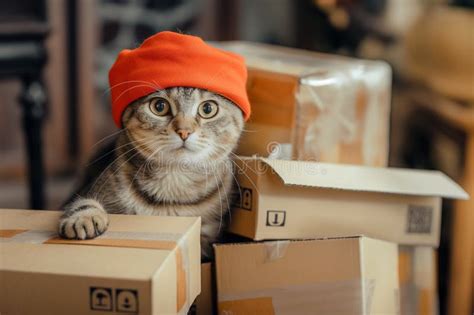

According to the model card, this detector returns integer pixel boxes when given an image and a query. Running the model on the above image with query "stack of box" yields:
[1,43,468,315]
[203,42,469,315]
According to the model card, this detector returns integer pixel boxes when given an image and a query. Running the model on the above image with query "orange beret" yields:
[108,31,250,127]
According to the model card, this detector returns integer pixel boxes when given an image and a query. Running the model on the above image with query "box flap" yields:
[258,158,468,199]
[213,235,364,249]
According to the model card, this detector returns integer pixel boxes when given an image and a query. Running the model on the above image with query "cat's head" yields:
[121,87,244,165]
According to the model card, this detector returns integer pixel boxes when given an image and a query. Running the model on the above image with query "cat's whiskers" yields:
[114,83,162,103]
[216,166,233,231]
[228,159,261,196]
[92,148,151,200]
[91,137,158,197]
[228,152,260,174]
[179,138,230,230]
[210,142,258,173]
[210,170,225,233]
[103,80,162,96]
[241,128,258,133]
[215,150,261,196]
[125,140,166,202]
[222,163,243,224]
[87,135,156,167]
[90,129,128,150]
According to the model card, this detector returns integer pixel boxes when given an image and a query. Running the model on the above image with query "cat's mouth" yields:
[171,138,202,153]
[177,142,194,152]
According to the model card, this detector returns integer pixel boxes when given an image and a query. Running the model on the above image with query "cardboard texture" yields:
[194,262,216,315]
[399,246,438,315]
[230,157,468,246]
[214,236,399,315]
[217,41,392,166]
[0,209,201,315]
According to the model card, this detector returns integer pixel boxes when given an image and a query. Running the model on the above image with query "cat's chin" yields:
[170,147,207,161]
[153,140,213,164]
[174,145,197,155]
[175,141,210,157]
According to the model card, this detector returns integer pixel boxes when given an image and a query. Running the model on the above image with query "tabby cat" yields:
[59,87,244,258]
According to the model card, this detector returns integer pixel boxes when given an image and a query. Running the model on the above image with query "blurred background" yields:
[0,0,473,314]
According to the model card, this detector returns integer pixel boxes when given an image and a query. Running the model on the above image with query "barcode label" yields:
[407,205,433,234]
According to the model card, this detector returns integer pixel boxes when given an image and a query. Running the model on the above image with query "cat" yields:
[59,87,244,258]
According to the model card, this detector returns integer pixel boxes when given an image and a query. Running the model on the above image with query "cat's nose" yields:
[176,129,192,141]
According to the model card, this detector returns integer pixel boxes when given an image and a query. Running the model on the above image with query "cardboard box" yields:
[399,246,438,315]
[214,236,399,315]
[194,263,216,315]
[0,209,201,315]
[230,157,468,246]
[217,41,392,166]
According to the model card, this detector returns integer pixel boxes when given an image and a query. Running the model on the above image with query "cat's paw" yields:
[59,199,109,240]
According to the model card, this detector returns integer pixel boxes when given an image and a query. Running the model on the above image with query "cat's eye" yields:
[149,98,170,116]
[198,101,218,119]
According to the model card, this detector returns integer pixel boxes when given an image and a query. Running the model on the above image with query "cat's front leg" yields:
[59,198,109,240]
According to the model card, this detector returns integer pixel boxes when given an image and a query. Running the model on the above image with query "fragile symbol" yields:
[90,287,113,311]
[116,289,139,313]
[266,210,286,227]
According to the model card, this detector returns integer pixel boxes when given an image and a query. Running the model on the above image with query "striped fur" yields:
[59,87,244,258]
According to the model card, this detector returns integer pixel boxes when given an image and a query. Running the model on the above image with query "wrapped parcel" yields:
[218,42,392,166]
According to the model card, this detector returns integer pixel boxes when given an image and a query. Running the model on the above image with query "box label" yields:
[233,187,253,211]
[90,287,113,311]
[266,210,286,227]
[116,289,139,313]
[406,205,433,234]
[90,287,138,313]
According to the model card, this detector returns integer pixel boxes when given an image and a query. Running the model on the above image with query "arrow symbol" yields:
[273,214,279,224]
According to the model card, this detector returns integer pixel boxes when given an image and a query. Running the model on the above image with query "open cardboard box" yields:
[214,236,399,315]
[230,157,468,246]
[0,209,201,315]
[217,41,392,166]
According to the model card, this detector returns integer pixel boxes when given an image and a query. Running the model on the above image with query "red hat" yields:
[109,31,250,127]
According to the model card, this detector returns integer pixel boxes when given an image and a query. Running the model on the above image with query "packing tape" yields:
[0,229,56,243]
[176,228,192,315]
[0,229,28,238]
[219,279,376,315]
[264,240,290,262]
[0,229,190,314]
